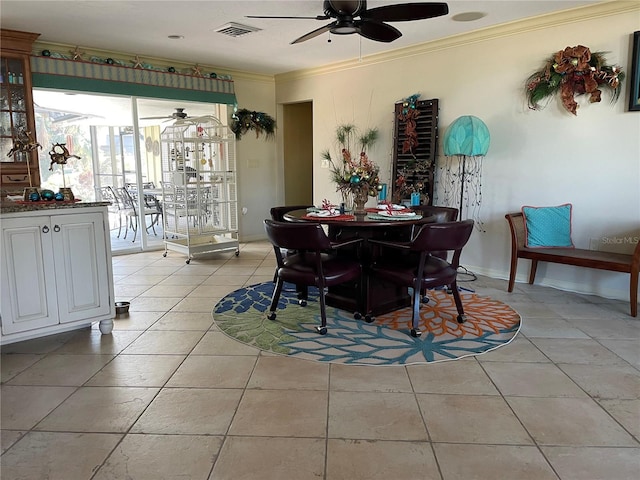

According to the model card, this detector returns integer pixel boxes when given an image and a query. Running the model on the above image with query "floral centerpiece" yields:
[321,124,381,214]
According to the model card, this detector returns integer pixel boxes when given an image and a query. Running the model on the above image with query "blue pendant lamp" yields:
[443,115,490,157]
[443,116,490,221]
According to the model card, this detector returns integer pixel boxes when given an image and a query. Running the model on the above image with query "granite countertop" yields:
[0,200,110,214]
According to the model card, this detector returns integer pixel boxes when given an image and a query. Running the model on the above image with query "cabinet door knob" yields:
[53,225,61,232]
[42,225,49,233]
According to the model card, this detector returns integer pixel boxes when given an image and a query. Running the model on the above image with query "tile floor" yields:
[1,241,639,480]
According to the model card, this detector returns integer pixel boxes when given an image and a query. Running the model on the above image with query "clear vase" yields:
[353,190,369,215]
[341,191,354,212]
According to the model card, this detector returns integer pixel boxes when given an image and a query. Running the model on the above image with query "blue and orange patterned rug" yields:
[213,282,521,365]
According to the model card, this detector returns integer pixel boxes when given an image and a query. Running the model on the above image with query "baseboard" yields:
[465,264,631,303]
[239,233,268,243]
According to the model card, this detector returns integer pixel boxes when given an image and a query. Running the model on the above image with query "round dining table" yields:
[282,208,427,226]
[283,208,434,319]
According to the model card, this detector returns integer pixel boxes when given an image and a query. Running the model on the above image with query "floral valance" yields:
[30,55,236,105]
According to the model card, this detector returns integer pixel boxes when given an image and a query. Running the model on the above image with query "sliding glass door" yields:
[33,89,219,254]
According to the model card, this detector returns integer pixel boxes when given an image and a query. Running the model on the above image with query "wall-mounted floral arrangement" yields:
[525,45,624,115]
[230,109,276,140]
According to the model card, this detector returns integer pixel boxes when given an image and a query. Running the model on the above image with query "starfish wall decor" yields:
[131,55,143,68]
[69,46,85,61]
[191,64,203,76]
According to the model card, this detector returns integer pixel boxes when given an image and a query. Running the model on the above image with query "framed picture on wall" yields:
[629,31,640,111]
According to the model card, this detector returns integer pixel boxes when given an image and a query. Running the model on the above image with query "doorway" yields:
[282,102,313,205]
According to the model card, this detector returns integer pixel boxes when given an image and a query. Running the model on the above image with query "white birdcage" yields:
[160,115,238,263]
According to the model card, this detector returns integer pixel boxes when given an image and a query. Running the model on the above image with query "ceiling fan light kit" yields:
[247,1,449,44]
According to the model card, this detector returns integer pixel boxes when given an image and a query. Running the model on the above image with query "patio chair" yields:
[113,187,162,242]
[98,186,126,238]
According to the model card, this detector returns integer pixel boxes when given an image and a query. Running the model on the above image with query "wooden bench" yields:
[505,212,639,317]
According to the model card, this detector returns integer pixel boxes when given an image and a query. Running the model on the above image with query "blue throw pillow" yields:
[522,204,574,248]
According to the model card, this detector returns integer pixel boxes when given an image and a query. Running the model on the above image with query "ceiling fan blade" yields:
[363,2,449,22]
[357,20,402,43]
[142,109,188,120]
[291,22,335,44]
[246,15,330,20]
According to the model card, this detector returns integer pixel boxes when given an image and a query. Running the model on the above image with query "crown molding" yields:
[32,40,275,84]
[276,0,639,82]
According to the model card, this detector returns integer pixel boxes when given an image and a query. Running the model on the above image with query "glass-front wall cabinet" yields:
[0,29,40,195]
[1,58,29,160]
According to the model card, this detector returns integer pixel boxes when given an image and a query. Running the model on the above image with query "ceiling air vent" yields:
[215,22,261,37]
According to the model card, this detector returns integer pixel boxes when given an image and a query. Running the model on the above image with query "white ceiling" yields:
[3,0,601,76]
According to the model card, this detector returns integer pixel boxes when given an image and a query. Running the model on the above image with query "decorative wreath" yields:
[525,45,624,115]
[398,93,421,154]
[230,108,276,140]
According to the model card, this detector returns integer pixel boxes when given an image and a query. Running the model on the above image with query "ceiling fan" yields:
[247,0,449,44]
[141,108,192,123]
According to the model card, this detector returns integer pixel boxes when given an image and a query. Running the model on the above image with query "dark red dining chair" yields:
[369,219,474,337]
[379,205,458,245]
[410,205,459,227]
[264,219,362,334]
[378,205,460,302]
[269,205,314,222]
[269,204,314,290]
[407,205,460,259]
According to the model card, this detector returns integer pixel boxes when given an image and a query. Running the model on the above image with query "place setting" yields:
[366,201,420,220]
[301,198,355,220]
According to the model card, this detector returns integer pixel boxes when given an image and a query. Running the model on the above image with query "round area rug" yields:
[213,282,521,366]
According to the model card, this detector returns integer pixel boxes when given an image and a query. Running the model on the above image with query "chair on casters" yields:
[379,205,459,245]
[369,219,474,337]
[269,205,314,222]
[269,204,314,294]
[410,205,459,226]
[264,219,362,335]
[378,205,460,302]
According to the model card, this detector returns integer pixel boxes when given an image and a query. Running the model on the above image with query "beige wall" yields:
[231,73,278,241]
[275,2,640,301]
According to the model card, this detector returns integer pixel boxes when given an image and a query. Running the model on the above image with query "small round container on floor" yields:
[115,301,130,315]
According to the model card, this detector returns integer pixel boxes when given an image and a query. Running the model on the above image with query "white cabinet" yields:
[1,206,115,344]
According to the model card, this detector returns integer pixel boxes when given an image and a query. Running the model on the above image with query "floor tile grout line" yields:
[411,369,445,480]
[84,306,213,479]
[2,241,638,479]
[474,353,561,475]
[206,340,263,478]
